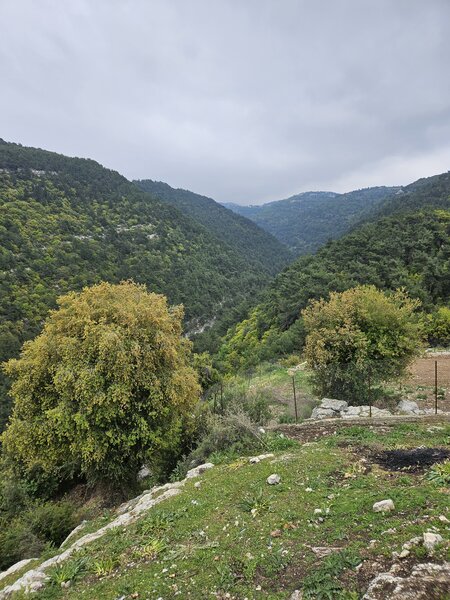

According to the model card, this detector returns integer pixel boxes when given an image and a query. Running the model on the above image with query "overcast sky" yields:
[1,1,450,204]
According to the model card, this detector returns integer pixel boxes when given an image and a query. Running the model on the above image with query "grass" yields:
[5,421,449,599]
[224,360,316,424]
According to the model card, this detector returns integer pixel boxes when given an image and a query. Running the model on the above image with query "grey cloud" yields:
[1,0,449,204]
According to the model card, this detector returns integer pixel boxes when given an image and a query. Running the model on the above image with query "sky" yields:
[1,0,450,205]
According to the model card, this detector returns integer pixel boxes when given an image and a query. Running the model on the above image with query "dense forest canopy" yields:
[0,140,287,430]
[134,179,292,275]
[219,207,450,371]
[225,186,399,253]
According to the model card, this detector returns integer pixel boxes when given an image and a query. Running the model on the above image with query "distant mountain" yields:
[225,187,399,254]
[0,140,288,429]
[219,172,450,370]
[134,179,292,275]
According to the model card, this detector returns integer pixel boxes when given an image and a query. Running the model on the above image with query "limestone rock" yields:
[186,462,214,479]
[373,499,395,513]
[0,559,35,584]
[249,453,274,464]
[267,473,281,485]
[60,520,88,547]
[363,562,450,599]
[320,398,348,412]
[311,407,338,419]
[423,532,443,554]
[397,399,420,414]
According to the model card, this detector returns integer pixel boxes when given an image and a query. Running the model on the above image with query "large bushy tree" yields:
[2,282,200,490]
[302,285,423,403]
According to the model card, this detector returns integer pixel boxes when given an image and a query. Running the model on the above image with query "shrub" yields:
[302,286,423,404]
[427,306,450,347]
[2,282,200,491]
[28,500,77,546]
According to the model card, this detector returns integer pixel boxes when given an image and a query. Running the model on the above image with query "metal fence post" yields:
[292,375,298,424]
[435,360,438,415]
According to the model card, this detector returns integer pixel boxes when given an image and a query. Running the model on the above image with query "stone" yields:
[185,462,214,479]
[0,461,214,599]
[289,591,303,600]
[320,398,348,411]
[423,532,443,554]
[363,562,450,599]
[310,407,338,420]
[309,546,341,558]
[0,559,35,584]
[249,453,274,464]
[267,473,281,485]
[397,399,420,414]
[398,549,410,558]
[60,520,88,547]
[402,536,422,551]
[439,515,450,523]
[373,499,395,513]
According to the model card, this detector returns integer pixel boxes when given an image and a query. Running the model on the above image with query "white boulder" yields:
[397,399,420,414]
[373,499,395,513]
[267,473,281,485]
[320,398,348,411]
[423,532,443,554]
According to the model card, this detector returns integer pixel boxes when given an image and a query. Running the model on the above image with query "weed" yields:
[47,557,87,585]
[92,556,117,576]
[426,460,450,486]
[132,538,165,560]
[239,488,273,516]
[302,550,360,599]
[215,563,236,589]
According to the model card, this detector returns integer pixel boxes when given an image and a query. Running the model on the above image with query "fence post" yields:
[368,366,372,418]
[220,382,224,413]
[292,376,298,424]
[435,360,438,415]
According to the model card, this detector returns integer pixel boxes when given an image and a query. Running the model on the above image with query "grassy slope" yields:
[7,422,450,599]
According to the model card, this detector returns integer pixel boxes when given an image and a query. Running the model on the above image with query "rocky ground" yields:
[1,419,448,599]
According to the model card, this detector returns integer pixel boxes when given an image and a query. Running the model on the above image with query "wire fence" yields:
[204,354,450,423]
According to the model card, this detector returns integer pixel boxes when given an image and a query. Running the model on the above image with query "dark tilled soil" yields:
[372,447,450,472]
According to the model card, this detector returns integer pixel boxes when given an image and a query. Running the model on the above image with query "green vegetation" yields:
[134,179,292,274]
[3,422,449,598]
[2,282,199,491]
[219,208,450,371]
[226,187,398,253]
[0,140,289,430]
[303,286,423,403]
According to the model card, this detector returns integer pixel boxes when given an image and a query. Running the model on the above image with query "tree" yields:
[2,281,200,491]
[302,285,423,403]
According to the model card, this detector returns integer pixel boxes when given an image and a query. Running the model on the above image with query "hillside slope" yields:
[219,206,450,370]
[134,179,292,274]
[0,140,283,429]
[1,421,449,599]
[225,187,398,254]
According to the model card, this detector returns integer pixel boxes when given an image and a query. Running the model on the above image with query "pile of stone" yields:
[310,398,392,420]
[310,398,447,420]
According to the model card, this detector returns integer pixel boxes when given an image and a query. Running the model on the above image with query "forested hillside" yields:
[134,179,291,274]
[219,207,450,371]
[225,186,398,253]
[367,170,450,219]
[0,140,285,429]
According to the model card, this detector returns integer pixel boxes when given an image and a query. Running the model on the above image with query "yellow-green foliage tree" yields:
[302,285,423,403]
[2,282,200,490]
